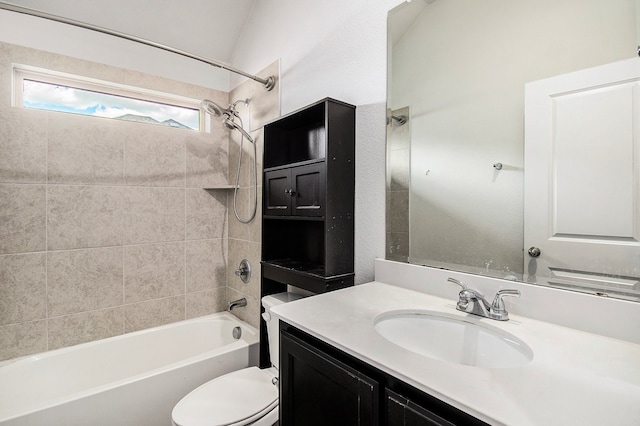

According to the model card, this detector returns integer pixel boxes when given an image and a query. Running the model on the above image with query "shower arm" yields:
[0,1,276,91]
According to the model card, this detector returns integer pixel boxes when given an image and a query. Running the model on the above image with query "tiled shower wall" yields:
[386,106,410,262]
[226,60,280,330]
[0,42,281,362]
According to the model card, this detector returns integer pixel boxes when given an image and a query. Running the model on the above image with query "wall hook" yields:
[493,163,503,170]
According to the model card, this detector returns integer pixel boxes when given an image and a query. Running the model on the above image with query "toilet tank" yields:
[261,292,305,369]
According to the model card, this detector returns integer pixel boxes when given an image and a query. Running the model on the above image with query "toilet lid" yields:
[172,367,278,426]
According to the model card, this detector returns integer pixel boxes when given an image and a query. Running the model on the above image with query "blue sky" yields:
[23,80,199,130]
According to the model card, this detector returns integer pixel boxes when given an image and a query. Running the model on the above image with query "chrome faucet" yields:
[447,277,520,321]
[228,297,247,311]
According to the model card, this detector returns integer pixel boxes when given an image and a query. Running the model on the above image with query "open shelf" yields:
[261,98,355,294]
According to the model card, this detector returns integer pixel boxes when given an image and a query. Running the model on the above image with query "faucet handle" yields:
[447,277,468,291]
[490,289,520,321]
[448,278,471,310]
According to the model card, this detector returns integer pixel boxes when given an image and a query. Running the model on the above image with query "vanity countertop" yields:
[271,281,640,426]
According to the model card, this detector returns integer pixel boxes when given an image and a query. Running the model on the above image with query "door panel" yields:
[292,162,326,217]
[553,84,635,237]
[265,169,291,215]
[524,58,640,296]
[280,329,378,426]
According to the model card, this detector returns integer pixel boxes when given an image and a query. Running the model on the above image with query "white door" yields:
[524,58,640,297]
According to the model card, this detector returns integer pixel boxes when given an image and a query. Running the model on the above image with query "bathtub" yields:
[0,312,259,426]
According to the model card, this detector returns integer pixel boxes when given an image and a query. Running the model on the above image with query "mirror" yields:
[386,0,640,301]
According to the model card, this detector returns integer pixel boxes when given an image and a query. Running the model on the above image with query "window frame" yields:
[13,64,206,132]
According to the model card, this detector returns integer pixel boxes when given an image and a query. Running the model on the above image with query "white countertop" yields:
[271,282,640,426]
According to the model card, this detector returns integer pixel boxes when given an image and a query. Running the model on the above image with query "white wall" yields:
[232,0,404,283]
[0,6,229,90]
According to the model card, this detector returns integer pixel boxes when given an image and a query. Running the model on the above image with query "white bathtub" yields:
[0,312,259,426]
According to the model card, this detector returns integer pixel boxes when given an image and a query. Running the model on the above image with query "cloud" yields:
[23,80,199,129]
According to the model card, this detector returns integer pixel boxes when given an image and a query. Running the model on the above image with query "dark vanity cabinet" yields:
[261,98,355,294]
[280,322,489,426]
[386,390,456,426]
[280,328,379,425]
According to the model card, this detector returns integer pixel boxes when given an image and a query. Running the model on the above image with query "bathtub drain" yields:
[232,326,242,339]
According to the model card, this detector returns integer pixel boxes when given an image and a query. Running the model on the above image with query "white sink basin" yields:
[374,311,533,369]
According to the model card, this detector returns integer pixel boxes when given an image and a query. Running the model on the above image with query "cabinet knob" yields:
[284,188,296,196]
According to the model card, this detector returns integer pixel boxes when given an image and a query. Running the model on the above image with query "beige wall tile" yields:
[0,41,252,359]
[185,130,229,188]
[249,60,280,131]
[248,186,263,243]
[252,129,264,188]
[229,82,251,130]
[228,187,252,241]
[186,239,226,293]
[124,127,186,187]
[186,288,226,319]
[123,187,185,244]
[0,253,46,325]
[386,231,409,263]
[228,130,254,189]
[0,320,47,361]
[124,296,185,333]
[185,188,227,240]
[0,184,46,255]
[124,242,185,303]
[386,190,409,234]
[47,247,123,317]
[47,114,125,185]
[227,287,259,329]
[0,109,47,183]
[47,185,124,250]
[227,239,261,300]
[0,43,13,109]
[388,148,410,192]
[48,308,124,350]
[9,43,126,87]
[122,69,227,102]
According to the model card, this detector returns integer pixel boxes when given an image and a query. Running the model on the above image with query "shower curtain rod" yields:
[0,1,276,91]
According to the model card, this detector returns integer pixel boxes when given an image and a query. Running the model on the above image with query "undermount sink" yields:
[374,311,533,369]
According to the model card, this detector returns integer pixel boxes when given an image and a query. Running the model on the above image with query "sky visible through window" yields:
[22,79,200,130]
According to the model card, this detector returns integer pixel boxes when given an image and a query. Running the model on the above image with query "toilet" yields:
[171,292,303,426]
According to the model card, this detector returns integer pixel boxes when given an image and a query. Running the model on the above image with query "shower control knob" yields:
[528,247,541,257]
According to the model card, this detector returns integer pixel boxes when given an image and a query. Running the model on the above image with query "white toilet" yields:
[171,292,303,426]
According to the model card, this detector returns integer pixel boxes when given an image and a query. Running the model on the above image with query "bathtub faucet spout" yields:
[228,298,247,311]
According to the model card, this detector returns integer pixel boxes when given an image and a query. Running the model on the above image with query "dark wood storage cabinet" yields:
[280,322,489,426]
[280,328,378,426]
[261,98,355,295]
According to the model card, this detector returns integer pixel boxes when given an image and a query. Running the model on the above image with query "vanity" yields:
[271,260,640,426]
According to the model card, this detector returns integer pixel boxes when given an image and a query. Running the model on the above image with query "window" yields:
[14,65,202,131]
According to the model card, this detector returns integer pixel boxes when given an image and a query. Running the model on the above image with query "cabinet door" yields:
[280,329,379,426]
[292,162,326,217]
[386,389,456,426]
[265,169,292,216]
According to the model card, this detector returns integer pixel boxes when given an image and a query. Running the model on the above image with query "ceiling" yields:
[4,0,257,64]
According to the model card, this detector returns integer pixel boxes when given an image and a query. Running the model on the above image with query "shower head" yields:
[201,99,227,117]
[201,98,254,143]
[201,98,249,118]
[223,116,254,144]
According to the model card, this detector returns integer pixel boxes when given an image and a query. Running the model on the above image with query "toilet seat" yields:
[172,367,279,426]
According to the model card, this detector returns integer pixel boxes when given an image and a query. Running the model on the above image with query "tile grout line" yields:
[183,139,187,320]
[122,130,126,336]
[45,112,49,351]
